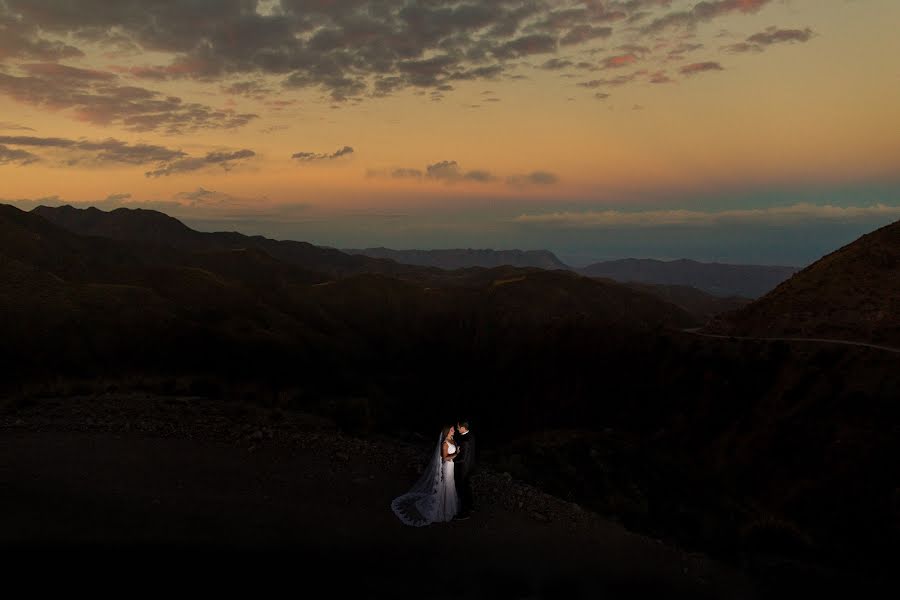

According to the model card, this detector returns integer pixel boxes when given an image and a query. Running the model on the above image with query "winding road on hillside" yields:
[681,329,900,355]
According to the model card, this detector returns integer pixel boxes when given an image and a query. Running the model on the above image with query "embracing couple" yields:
[391,421,475,526]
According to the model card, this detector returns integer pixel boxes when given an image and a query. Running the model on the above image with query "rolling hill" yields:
[706,219,900,347]
[618,282,749,324]
[343,247,569,270]
[2,203,696,381]
[31,204,422,278]
[579,258,797,299]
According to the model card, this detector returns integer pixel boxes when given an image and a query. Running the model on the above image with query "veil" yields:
[391,431,445,527]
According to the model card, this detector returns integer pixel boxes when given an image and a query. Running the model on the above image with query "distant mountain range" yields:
[343,247,569,270]
[343,246,795,299]
[578,258,797,299]
[708,218,900,347]
[32,205,757,323]
[35,205,797,300]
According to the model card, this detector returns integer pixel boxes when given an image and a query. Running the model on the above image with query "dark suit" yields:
[454,431,475,514]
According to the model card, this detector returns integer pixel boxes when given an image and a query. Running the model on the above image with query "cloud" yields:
[222,79,273,98]
[390,167,424,179]
[725,27,815,53]
[0,0,814,105]
[602,53,639,69]
[679,61,723,76]
[0,67,257,134]
[145,149,256,177]
[0,14,83,60]
[0,1,629,102]
[539,58,574,71]
[20,62,116,81]
[667,42,704,59]
[104,192,132,203]
[578,71,644,88]
[0,144,39,165]
[748,26,815,46]
[643,0,774,34]
[292,146,354,162]
[493,34,558,59]
[0,121,34,131]
[0,134,256,179]
[366,167,425,179]
[371,162,554,185]
[426,160,497,183]
[0,134,186,165]
[560,25,613,46]
[0,135,254,176]
[513,203,900,228]
[172,187,241,207]
[506,171,559,186]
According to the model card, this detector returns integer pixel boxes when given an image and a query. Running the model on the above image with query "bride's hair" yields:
[441,425,453,441]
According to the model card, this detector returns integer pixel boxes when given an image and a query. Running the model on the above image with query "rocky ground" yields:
[0,393,761,598]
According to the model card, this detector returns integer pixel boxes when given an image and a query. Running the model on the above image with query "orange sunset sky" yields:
[1,0,899,264]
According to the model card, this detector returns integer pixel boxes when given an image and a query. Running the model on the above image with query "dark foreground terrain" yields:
[3,393,896,598]
[2,206,898,595]
[1,393,757,598]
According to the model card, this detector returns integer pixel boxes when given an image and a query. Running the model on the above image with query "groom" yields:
[453,420,475,520]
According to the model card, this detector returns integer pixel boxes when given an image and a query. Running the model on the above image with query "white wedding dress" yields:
[391,434,459,526]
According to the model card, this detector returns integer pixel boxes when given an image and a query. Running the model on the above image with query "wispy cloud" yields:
[725,27,815,53]
[513,203,900,228]
[506,171,559,186]
[0,121,35,131]
[292,146,354,162]
[643,0,774,34]
[680,61,724,76]
[0,143,39,165]
[426,160,497,183]
[145,149,256,178]
[0,134,185,165]
[0,67,257,134]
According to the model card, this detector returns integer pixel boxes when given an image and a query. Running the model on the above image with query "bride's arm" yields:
[441,442,458,462]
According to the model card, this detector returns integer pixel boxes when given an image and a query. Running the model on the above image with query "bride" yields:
[391,425,459,526]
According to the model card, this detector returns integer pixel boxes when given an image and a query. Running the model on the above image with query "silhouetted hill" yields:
[3,203,899,589]
[344,247,569,270]
[618,282,750,324]
[2,204,696,381]
[578,258,797,298]
[31,204,422,278]
[707,219,900,346]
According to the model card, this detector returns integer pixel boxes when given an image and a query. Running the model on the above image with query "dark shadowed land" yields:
[579,258,798,299]
[2,205,899,595]
[707,219,900,346]
[1,395,759,599]
[343,247,570,271]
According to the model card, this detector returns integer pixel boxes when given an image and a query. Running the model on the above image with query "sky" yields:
[1,0,899,266]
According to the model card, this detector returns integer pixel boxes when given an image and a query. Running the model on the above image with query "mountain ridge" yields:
[706,218,900,346]
[31,204,424,279]
[343,246,570,270]
[578,258,798,299]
